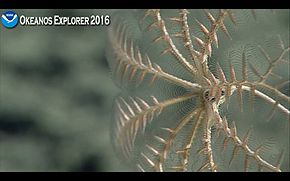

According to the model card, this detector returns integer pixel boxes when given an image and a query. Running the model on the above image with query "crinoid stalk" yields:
[106,9,289,172]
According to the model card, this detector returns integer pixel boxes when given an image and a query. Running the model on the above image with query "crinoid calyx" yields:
[106,9,289,172]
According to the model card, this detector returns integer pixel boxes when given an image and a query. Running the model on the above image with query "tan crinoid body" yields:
[106,9,289,172]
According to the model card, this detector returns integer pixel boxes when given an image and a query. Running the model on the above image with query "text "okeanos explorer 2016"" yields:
[19,15,110,26]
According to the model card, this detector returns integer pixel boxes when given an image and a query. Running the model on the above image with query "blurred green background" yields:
[0,9,130,171]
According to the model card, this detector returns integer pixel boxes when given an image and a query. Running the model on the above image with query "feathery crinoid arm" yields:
[211,44,289,171]
[112,93,197,164]
[107,10,203,170]
[213,113,284,172]
[107,9,289,172]
[204,10,289,119]
[214,35,289,116]
[139,9,237,81]
[106,11,201,92]
[208,10,289,172]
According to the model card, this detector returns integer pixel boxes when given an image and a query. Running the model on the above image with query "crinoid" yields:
[106,9,289,172]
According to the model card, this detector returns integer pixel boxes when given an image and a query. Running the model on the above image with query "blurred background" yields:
[0,9,130,171]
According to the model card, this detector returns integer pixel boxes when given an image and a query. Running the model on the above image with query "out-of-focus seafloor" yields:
[0,9,131,171]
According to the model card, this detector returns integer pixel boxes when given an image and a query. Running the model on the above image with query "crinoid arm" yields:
[213,112,283,172]
[107,9,289,172]
[214,36,290,118]
[107,11,201,91]
[112,93,198,166]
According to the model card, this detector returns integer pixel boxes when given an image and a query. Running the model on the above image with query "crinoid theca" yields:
[106,9,289,172]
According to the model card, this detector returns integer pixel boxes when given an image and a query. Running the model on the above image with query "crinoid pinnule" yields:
[106,9,289,172]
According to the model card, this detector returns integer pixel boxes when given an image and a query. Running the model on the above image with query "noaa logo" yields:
[1,10,18,28]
